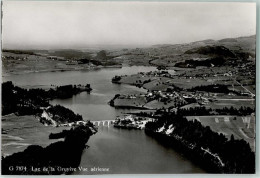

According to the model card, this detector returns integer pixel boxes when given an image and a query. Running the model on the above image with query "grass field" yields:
[205,99,255,109]
[186,115,255,151]
[2,52,96,76]
[144,100,176,109]
[1,114,69,157]
[113,96,147,108]
[166,78,210,89]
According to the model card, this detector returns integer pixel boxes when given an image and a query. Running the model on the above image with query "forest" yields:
[145,112,255,173]
[2,81,91,115]
[2,124,97,175]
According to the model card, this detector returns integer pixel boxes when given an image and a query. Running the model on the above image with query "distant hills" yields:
[2,35,256,68]
[151,35,256,55]
[184,46,236,58]
[111,35,256,67]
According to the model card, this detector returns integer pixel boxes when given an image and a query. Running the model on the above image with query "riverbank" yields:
[107,61,255,174]
[2,64,123,77]
[145,129,222,173]
[2,63,255,174]
[2,123,97,175]
[1,114,68,157]
[2,50,123,77]
[1,81,98,175]
[145,114,255,173]
[2,81,92,116]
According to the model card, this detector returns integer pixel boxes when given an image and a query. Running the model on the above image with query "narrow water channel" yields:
[3,66,205,174]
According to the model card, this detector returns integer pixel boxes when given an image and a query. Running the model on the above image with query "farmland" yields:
[186,115,255,151]
[1,114,70,157]
[2,34,256,174]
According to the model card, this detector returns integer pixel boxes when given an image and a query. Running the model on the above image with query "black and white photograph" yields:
[1,0,257,175]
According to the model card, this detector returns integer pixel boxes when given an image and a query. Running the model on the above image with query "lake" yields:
[3,66,205,174]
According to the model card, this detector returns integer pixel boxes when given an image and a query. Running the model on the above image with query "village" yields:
[110,63,255,151]
[113,115,154,129]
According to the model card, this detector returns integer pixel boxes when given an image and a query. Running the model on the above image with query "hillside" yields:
[2,35,256,72]
[107,35,256,67]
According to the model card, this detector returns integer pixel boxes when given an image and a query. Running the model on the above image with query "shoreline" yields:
[2,65,123,77]
[2,123,97,175]
[2,52,256,174]
[145,129,220,173]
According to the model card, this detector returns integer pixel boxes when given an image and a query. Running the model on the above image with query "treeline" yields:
[45,105,83,124]
[176,107,212,116]
[2,49,35,55]
[94,50,121,66]
[111,76,122,83]
[145,113,255,173]
[48,50,91,59]
[215,106,254,116]
[188,84,230,93]
[54,84,92,99]
[2,81,91,115]
[188,84,242,96]
[184,46,236,58]
[2,81,48,115]
[2,124,97,175]
[133,106,254,119]
[78,58,102,65]
[155,106,254,116]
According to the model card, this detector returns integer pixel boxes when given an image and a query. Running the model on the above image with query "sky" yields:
[2,1,256,49]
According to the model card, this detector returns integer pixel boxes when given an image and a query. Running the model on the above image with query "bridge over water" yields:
[91,120,115,127]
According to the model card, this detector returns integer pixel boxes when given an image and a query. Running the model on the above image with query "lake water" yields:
[3,66,205,174]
